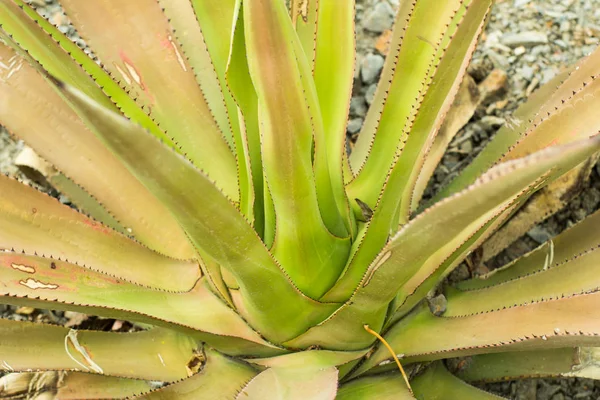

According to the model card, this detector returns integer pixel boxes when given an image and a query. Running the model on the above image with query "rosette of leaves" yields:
[0,0,600,398]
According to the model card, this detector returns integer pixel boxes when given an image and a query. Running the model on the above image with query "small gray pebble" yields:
[481,116,505,129]
[350,96,368,117]
[360,53,385,84]
[541,69,557,84]
[531,44,551,57]
[518,65,535,81]
[527,225,551,243]
[347,118,364,134]
[513,0,531,7]
[362,2,395,33]
[501,31,549,48]
[58,194,71,205]
[365,84,377,105]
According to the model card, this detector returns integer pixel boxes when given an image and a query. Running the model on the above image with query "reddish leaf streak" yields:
[159,37,171,49]
[118,51,155,103]
[82,219,113,235]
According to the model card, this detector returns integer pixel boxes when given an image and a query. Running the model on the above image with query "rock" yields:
[443,153,460,169]
[365,84,377,105]
[518,65,535,81]
[15,306,35,315]
[541,68,558,84]
[555,39,569,49]
[459,140,473,153]
[501,31,549,47]
[513,0,532,7]
[486,49,510,69]
[347,118,364,134]
[527,225,551,243]
[531,44,552,56]
[427,294,447,316]
[14,147,54,187]
[481,116,505,130]
[58,194,71,205]
[350,96,368,117]
[448,264,470,283]
[361,53,385,84]
[363,2,395,33]
[581,187,600,214]
[514,379,537,400]
[513,46,526,56]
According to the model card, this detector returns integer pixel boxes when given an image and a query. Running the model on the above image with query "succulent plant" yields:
[0,0,600,398]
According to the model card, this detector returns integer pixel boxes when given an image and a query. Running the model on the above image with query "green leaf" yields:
[190,0,237,105]
[453,347,600,382]
[159,0,236,145]
[336,373,416,400]
[292,4,353,240]
[378,137,600,332]
[48,173,126,234]
[0,0,170,145]
[58,0,239,199]
[247,349,368,370]
[243,0,351,298]
[390,0,492,224]
[134,348,257,400]
[186,0,258,227]
[347,0,415,172]
[312,0,357,235]
[434,46,600,201]
[0,371,153,400]
[0,175,200,292]
[363,289,600,373]
[412,362,506,399]
[387,213,507,324]
[11,145,125,233]
[478,156,598,262]
[292,0,318,69]
[51,80,339,343]
[321,0,491,303]
[0,253,277,350]
[501,76,600,165]
[347,0,469,213]
[0,319,198,381]
[58,373,154,399]
[0,40,196,258]
[444,244,600,317]
[458,209,600,290]
[287,137,600,350]
[235,366,338,400]
[410,75,481,211]
[225,0,264,233]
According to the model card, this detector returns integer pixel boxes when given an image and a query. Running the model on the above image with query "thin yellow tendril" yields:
[364,325,413,393]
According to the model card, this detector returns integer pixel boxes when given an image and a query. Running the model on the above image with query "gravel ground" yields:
[2,1,600,399]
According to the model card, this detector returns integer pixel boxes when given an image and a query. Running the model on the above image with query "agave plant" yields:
[0,0,600,398]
